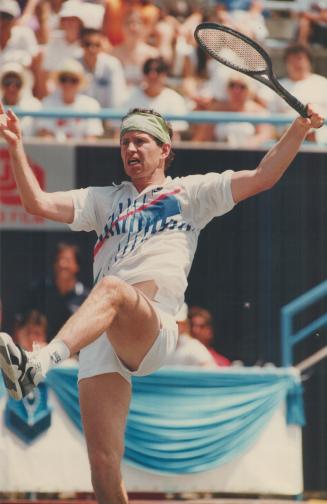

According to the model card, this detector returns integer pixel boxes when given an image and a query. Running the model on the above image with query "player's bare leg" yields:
[0,275,161,399]
[79,373,131,504]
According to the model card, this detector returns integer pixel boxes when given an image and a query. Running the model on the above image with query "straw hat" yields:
[0,62,29,90]
[55,59,87,89]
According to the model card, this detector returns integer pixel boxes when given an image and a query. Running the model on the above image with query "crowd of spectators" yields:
[0,0,326,145]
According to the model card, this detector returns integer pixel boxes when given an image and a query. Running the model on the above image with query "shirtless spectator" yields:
[296,0,327,47]
[192,72,274,147]
[36,59,103,140]
[111,8,159,88]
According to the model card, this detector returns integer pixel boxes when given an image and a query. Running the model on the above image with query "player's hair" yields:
[284,43,313,64]
[122,108,175,171]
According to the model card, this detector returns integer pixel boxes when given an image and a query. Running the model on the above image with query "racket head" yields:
[194,22,273,77]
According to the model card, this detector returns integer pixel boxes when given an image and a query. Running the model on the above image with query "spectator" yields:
[188,306,231,366]
[78,28,128,109]
[14,310,47,351]
[43,0,85,74]
[36,58,104,140]
[0,62,41,136]
[111,8,159,88]
[150,3,179,66]
[122,57,189,139]
[193,71,274,146]
[19,242,89,342]
[268,44,327,144]
[229,0,269,44]
[164,303,216,367]
[102,0,159,48]
[0,0,43,96]
[296,0,327,47]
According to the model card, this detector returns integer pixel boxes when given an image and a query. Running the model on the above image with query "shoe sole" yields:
[0,333,23,400]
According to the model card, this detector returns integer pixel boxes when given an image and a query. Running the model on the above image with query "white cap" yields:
[175,303,188,322]
[0,0,21,18]
[0,62,29,88]
[59,0,85,24]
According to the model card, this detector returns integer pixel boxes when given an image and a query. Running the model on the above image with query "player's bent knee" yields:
[96,275,127,307]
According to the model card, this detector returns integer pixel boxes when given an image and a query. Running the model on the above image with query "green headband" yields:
[120,112,171,145]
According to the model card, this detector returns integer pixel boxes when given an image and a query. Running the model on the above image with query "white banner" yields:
[0,142,75,230]
[0,391,303,494]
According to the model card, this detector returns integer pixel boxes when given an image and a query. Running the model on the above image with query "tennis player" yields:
[0,103,324,504]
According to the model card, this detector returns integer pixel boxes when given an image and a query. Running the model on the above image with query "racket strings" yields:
[198,29,267,73]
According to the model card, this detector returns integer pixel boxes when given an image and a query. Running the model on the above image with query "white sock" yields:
[36,340,70,377]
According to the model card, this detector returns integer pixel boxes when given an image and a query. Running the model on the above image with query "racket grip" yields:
[279,88,308,118]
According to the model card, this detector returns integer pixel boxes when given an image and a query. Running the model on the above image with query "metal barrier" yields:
[281,279,327,366]
[11,107,302,125]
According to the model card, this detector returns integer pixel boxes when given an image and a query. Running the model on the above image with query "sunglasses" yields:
[1,77,22,89]
[144,67,165,75]
[0,12,14,20]
[83,40,101,48]
[228,81,248,90]
[59,75,80,84]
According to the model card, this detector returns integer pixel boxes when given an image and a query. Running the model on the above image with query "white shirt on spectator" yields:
[43,31,83,72]
[37,90,103,139]
[123,86,189,132]
[78,53,128,108]
[269,73,327,144]
[17,93,42,137]
[0,26,39,68]
[164,333,216,367]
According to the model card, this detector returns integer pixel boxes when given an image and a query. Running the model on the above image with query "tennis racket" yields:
[194,22,308,117]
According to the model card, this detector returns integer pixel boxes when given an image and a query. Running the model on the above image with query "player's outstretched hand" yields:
[297,104,325,129]
[0,103,22,148]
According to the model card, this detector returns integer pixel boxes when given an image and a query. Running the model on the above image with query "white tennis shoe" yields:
[0,332,43,400]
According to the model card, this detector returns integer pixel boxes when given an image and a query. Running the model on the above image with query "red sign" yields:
[0,147,45,206]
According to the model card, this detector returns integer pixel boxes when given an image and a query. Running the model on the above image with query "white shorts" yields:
[78,303,178,384]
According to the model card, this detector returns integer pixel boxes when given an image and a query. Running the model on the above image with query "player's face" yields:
[120,131,168,182]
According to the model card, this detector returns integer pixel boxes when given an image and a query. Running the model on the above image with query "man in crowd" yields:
[19,242,89,342]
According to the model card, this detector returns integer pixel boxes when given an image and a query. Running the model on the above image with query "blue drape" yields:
[43,366,304,474]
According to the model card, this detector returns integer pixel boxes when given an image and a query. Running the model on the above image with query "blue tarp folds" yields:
[0,366,304,474]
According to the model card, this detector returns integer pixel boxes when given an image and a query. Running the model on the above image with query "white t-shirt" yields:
[164,333,216,366]
[43,31,83,72]
[68,173,235,315]
[123,87,189,132]
[0,26,39,67]
[79,53,128,108]
[37,90,103,139]
[269,73,327,144]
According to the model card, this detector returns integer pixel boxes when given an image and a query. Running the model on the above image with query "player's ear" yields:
[161,143,171,160]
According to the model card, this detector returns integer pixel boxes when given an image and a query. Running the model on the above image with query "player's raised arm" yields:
[230,105,325,204]
[0,104,74,224]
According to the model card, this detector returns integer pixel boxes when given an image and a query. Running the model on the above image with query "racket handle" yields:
[274,80,308,117]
